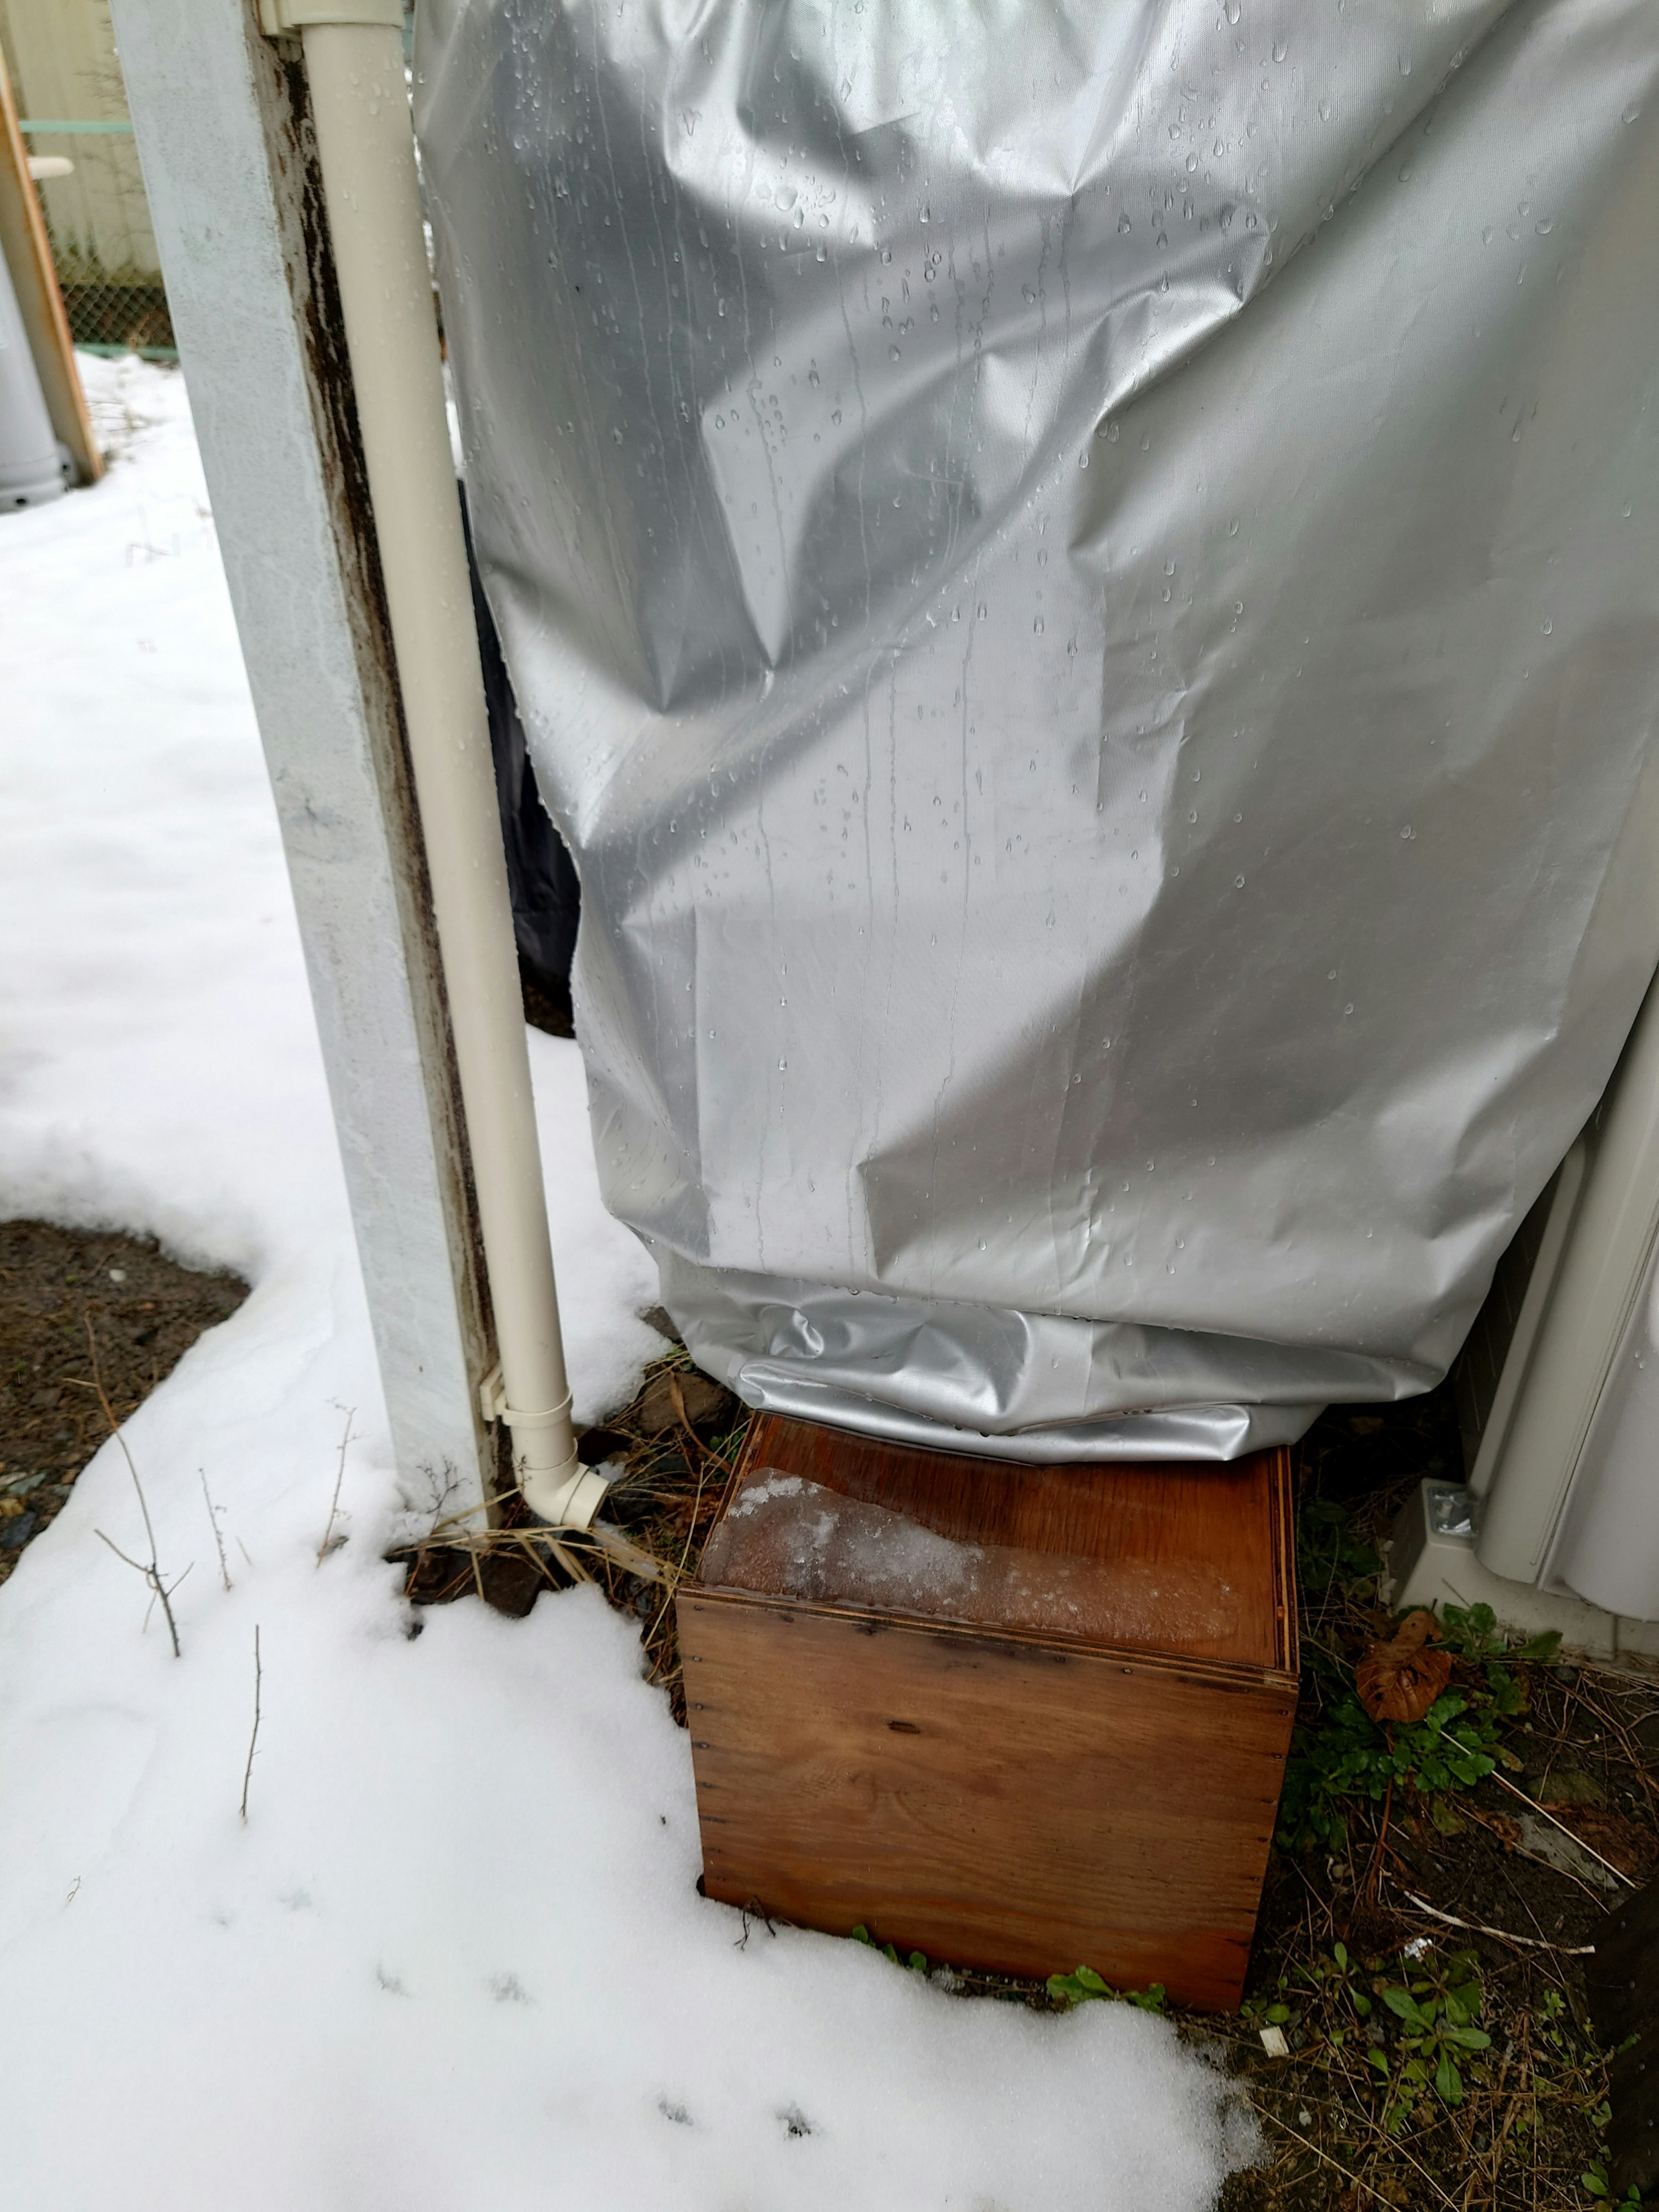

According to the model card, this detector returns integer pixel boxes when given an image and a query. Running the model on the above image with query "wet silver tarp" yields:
[416,0,1659,1460]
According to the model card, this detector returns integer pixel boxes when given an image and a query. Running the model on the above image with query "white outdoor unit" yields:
[1393,978,1659,1667]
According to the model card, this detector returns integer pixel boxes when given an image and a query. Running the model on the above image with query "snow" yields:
[0,357,1254,2211]
[706,1470,1243,1651]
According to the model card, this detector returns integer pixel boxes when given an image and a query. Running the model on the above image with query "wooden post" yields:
[103,0,501,1514]
[0,46,100,483]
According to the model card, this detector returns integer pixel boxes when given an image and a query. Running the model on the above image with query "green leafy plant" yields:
[1046,1964,1167,2012]
[1439,1599,1562,1669]
[1278,1558,1560,1849]
[1278,1681,1516,1849]
[1290,1941,1374,2048]
[849,1924,928,1973]
[1297,1497,1381,1601]
[1367,1949,1491,2131]
[1581,2158,1645,2205]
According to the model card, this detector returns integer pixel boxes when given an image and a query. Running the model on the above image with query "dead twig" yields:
[85,1313,182,1657]
[200,1469,232,1592]
[1363,1770,1395,1903]
[93,1530,187,1657]
[668,1371,737,1477]
[1486,1767,1637,1889]
[1388,1881,1597,1956]
[1259,2109,1407,2209]
[240,1624,262,1822]
[316,1408,356,1566]
[645,1443,712,1650]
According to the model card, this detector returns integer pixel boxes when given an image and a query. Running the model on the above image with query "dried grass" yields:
[391,1342,750,1721]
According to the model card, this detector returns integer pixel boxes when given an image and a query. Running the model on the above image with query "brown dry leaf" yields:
[1355,1608,1452,1723]
[1465,1805,1522,1849]
[1540,1802,1659,1884]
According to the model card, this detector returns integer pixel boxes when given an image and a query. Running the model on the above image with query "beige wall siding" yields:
[0,0,160,279]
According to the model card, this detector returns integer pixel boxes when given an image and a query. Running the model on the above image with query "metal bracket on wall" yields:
[257,0,401,32]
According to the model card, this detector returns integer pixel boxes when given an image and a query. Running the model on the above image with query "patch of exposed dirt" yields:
[1214,1389,1659,2212]
[0,1219,248,1584]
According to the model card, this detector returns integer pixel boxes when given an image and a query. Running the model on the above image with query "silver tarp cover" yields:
[416,0,1659,1460]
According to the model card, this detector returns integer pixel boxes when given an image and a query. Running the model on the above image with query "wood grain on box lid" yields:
[699,1412,1290,1672]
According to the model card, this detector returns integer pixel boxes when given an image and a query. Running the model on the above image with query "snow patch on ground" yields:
[0,357,1251,2210]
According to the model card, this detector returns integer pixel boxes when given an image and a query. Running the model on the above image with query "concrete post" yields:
[106,0,499,1513]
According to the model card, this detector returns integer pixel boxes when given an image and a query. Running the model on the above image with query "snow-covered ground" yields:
[0,358,1252,2211]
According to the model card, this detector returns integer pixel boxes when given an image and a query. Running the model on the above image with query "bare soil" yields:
[0,1219,247,1584]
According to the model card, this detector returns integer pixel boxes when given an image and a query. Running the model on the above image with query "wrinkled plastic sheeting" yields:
[416,0,1659,1461]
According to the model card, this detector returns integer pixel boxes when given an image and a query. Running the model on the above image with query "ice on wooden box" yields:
[699,1470,1242,1649]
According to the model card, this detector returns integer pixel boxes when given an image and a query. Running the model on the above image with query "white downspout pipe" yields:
[261,0,604,1529]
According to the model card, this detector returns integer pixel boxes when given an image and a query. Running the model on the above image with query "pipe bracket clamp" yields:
[259,0,403,34]
[478,1364,571,1435]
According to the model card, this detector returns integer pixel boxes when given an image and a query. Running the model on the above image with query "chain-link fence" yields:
[19,121,176,361]
[46,242,174,358]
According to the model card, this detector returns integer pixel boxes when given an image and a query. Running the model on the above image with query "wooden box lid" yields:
[699,1412,1296,1676]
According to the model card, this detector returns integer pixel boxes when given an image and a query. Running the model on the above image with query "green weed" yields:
[849,1924,928,1973]
[1279,1506,1562,1850]
[1046,1964,1167,2011]
[1368,1949,1492,2131]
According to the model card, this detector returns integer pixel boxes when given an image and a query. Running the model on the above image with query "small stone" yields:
[635,1369,737,1439]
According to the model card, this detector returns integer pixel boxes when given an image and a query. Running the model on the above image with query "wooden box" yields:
[677,1412,1297,2012]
